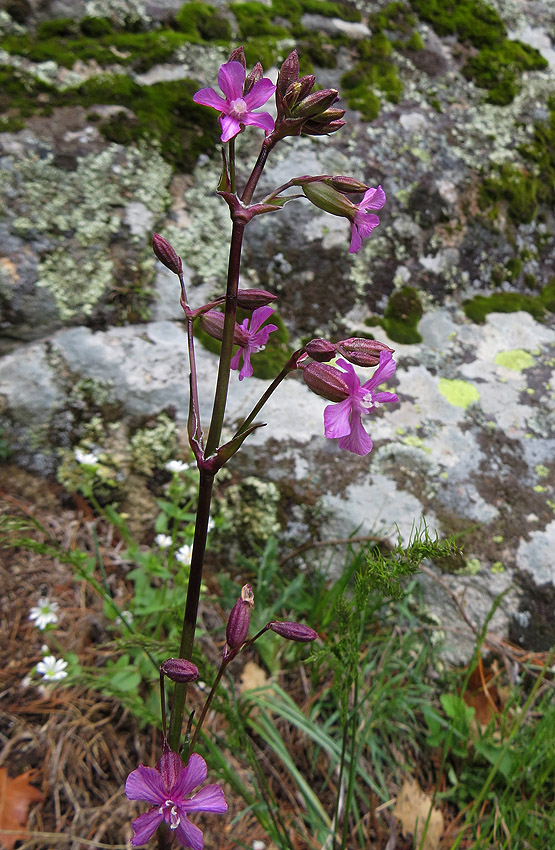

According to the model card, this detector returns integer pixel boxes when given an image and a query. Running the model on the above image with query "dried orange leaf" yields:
[0,767,44,850]
[393,777,444,850]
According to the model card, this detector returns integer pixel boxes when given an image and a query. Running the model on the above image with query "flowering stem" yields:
[188,660,228,753]
[233,349,304,437]
[168,469,215,751]
[204,220,245,457]
[241,136,275,205]
[228,138,236,193]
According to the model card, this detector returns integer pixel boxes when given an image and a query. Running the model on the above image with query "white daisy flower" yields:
[74,448,99,465]
[175,544,193,565]
[165,459,189,473]
[29,598,59,630]
[155,533,172,549]
[36,655,68,682]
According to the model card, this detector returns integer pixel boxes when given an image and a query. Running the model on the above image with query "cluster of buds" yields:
[304,336,393,366]
[272,49,345,141]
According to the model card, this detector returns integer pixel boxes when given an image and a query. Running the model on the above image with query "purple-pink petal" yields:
[373,390,398,404]
[252,323,278,347]
[249,306,275,334]
[130,808,164,846]
[220,114,242,143]
[349,223,362,253]
[334,359,361,395]
[353,212,380,238]
[324,397,353,439]
[217,61,245,100]
[184,784,228,814]
[244,77,276,109]
[125,764,166,805]
[359,185,386,210]
[363,351,396,389]
[158,751,184,793]
[175,816,204,850]
[239,353,254,380]
[337,412,373,455]
[242,111,275,134]
[192,87,228,111]
[175,753,208,799]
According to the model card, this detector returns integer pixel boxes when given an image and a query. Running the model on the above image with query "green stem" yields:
[241,136,274,205]
[233,350,303,438]
[204,220,245,457]
[168,469,215,751]
[188,660,228,753]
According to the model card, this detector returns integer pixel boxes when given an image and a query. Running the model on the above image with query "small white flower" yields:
[207,517,215,533]
[155,533,173,549]
[36,655,68,682]
[165,459,189,473]
[175,544,193,565]
[74,447,99,465]
[115,610,134,627]
[29,598,59,630]
[253,841,267,850]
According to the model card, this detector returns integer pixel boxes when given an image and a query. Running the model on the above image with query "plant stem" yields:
[233,349,304,438]
[241,137,274,205]
[204,219,245,457]
[168,469,215,751]
[189,661,228,752]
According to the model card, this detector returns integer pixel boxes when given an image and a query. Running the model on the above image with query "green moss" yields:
[340,33,403,120]
[462,282,555,324]
[519,107,555,212]
[194,309,292,380]
[366,286,423,344]
[371,2,416,37]
[505,257,522,281]
[79,16,114,37]
[174,2,231,40]
[462,39,548,105]
[406,31,425,50]
[409,0,505,49]
[480,163,538,225]
[36,17,78,38]
[300,0,361,21]
[523,273,537,289]
[232,2,289,38]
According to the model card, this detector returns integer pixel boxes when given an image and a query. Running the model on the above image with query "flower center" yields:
[230,97,248,119]
[360,391,379,411]
[159,800,181,830]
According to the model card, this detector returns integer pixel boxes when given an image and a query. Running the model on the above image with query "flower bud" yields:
[302,182,354,219]
[305,338,337,362]
[303,119,345,136]
[244,61,263,95]
[201,311,249,347]
[324,176,369,194]
[152,233,182,275]
[277,49,299,97]
[228,46,246,68]
[336,338,394,367]
[268,621,319,642]
[225,584,255,657]
[236,288,277,309]
[160,658,199,683]
[303,362,350,402]
[294,89,339,119]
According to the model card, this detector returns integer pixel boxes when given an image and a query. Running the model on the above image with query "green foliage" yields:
[79,16,114,37]
[462,280,555,323]
[299,0,361,21]
[340,32,403,120]
[367,286,423,344]
[462,38,548,105]
[409,0,505,48]
[233,2,289,39]
[480,162,538,225]
[174,2,231,40]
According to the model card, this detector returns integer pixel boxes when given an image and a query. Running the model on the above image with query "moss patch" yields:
[366,286,423,344]
[462,39,547,106]
[340,32,403,121]
[463,281,555,324]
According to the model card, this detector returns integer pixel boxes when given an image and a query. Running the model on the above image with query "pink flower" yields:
[125,750,227,848]
[231,306,278,381]
[323,352,398,455]
[349,186,386,253]
[193,61,275,143]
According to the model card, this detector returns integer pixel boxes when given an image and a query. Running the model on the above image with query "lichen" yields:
[438,378,480,409]
[129,413,178,475]
[494,348,535,372]
[218,476,281,551]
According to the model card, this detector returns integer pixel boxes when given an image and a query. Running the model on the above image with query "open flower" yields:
[302,182,386,253]
[193,60,275,143]
[231,306,278,381]
[29,598,59,630]
[125,750,227,848]
[322,352,398,455]
[176,543,193,565]
[36,655,68,682]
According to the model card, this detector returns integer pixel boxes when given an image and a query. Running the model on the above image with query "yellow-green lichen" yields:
[535,464,549,479]
[438,378,480,409]
[491,561,505,573]
[456,556,482,576]
[402,435,431,453]
[494,349,535,372]
[129,413,178,476]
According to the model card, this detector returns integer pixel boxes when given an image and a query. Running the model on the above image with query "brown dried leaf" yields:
[239,661,269,693]
[0,767,44,850]
[393,777,444,850]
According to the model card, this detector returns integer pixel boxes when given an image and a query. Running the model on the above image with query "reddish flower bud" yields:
[324,176,369,194]
[228,46,246,68]
[200,311,248,346]
[268,621,319,642]
[160,658,199,683]
[277,49,299,97]
[294,89,339,119]
[152,233,182,275]
[244,61,263,95]
[305,338,337,362]
[236,288,277,309]
[303,119,345,136]
[225,584,255,657]
[303,361,350,402]
[336,338,394,367]
[297,74,316,101]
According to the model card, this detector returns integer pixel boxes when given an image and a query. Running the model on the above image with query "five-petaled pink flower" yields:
[231,306,278,381]
[193,61,275,143]
[324,351,398,455]
[125,750,227,848]
[349,186,386,253]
